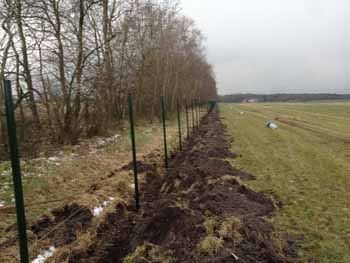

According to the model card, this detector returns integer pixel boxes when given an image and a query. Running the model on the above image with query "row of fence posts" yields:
[1,79,216,263]
[127,94,216,211]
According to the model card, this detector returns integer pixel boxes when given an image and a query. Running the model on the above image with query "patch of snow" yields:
[32,246,56,263]
[92,206,104,216]
[48,157,60,162]
[92,197,115,217]
[2,170,11,177]
[23,172,35,177]
[94,134,121,149]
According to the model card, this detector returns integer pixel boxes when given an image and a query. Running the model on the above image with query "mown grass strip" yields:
[221,102,350,263]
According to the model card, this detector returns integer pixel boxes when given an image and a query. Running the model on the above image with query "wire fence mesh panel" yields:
[0,80,214,262]
[3,80,29,263]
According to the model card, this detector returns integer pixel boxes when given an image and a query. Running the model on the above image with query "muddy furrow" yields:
[67,110,297,263]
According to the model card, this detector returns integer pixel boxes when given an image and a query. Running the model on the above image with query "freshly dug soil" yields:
[120,160,156,174]
[31,203,93,247]
[65,110,298,262]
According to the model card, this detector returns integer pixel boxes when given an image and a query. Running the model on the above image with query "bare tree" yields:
[0,0,217,151]
[14,0,41,128]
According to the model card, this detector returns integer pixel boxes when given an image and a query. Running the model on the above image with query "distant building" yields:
[242,98,259,103]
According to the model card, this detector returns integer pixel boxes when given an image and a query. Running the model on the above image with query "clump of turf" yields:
[218,216,242,243]
[123,242,173,263]
[198,216,243,256]
[197,236,224,256]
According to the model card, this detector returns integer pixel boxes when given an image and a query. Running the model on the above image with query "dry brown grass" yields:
[198,216,243,256]
[0,113,192,262]
[197,236,224,256]
[122,242,174,263]
[218,216,242,243]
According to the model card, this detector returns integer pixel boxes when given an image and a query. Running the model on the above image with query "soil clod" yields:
[31,203,93,247]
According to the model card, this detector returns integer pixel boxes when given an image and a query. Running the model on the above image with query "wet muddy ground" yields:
[63,110,297,262]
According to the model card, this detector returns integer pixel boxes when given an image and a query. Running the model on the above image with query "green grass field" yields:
[221,102,350,263]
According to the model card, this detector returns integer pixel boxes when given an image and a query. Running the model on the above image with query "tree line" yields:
[220,93,350,103]
[0,0,217,146]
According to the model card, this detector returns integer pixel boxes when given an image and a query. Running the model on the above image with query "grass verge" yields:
[221,102,350,262]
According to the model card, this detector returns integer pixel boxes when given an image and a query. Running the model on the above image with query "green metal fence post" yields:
[128,94,140,210]
[4,80,29,263]
[191,99,195,131]
[194,100,197,127]
[194,100,199,128]
[197,99,200,126]
[176,99,182,151]
[199,100,201,120]
[185,101,190,139]
[161,96,168,168]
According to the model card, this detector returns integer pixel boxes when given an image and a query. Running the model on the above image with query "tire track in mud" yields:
[67,110,297,263]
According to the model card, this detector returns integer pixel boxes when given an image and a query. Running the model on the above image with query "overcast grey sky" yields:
[181,0,350,95]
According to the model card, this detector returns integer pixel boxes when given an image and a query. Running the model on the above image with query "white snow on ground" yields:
[0,182,10,192]
[48,157,59,162]
[0,133,121,167]
[92,134,121,149]
[31,246,56,263]
[1,170,11,177]
[23,172,35,177]
[0,200,5,208]
[92,206,104,216]
[0,133,122,198]
[92,197,115,217]
[35,134,122,164]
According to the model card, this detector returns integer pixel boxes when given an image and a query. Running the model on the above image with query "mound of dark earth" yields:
[120,160,155,174]
[65,110,297,262]
[31,203,93,247]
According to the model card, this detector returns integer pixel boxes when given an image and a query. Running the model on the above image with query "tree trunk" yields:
[15,0,41,128]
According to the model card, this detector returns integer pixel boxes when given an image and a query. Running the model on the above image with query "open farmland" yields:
[221,102,350,262]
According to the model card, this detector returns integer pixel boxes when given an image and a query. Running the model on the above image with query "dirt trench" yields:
[64,110,297,263]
